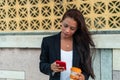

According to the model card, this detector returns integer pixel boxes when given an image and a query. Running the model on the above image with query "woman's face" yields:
[61,17,77,39]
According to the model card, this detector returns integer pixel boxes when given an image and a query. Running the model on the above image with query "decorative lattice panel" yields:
[0,0,120,32]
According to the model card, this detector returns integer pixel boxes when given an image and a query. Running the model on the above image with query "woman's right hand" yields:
[51,62,65,72]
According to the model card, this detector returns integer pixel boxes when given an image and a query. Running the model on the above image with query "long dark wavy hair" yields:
[61,9,95,79]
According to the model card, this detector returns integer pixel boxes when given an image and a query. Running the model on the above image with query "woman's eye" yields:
[70,28,75,30]
[71,28,74,30]
[63,24,68,28]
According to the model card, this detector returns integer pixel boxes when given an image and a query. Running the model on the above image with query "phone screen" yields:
[56,60,66,70]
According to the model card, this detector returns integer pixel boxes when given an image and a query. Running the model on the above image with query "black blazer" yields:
[40,32,89,80]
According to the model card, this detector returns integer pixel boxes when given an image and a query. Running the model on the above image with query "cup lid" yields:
[71,67,82,73]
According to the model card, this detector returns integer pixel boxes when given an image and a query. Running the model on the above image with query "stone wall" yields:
[0,34,120,80]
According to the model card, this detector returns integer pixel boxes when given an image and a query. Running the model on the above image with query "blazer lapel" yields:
[73,40,80,67]
[54,32,61,60]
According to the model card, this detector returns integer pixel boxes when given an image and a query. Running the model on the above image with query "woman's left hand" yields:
[78,73,85,80]
[72,73,85,80]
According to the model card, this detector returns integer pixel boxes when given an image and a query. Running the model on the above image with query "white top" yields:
[60,49,73,80]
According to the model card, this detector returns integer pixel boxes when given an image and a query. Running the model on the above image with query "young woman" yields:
[40,9,95,80]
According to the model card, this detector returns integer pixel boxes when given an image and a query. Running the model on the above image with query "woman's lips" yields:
[64,33,69,37]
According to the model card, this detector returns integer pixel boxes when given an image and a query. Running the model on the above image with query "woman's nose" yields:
[66,28,70,33]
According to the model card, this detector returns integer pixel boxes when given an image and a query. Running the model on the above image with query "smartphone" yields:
[55,60,66,70]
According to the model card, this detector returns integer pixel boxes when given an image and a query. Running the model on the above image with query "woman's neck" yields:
[61,33,73,51]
